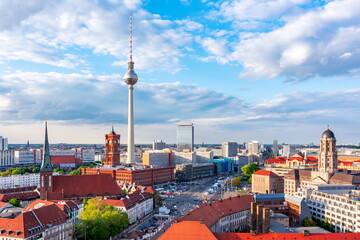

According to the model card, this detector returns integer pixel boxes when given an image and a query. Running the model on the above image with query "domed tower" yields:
[104,126,121,167]
[318,127,337,174]
[124,13,138,164]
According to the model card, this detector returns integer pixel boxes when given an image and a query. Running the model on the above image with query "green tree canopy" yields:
[241,164,259,178]
[154,194,163,207]
[53,167,65,175]
[9,198,21,207]
[77,197,129,239]
[302,217,317,227]
[70,168,82,175]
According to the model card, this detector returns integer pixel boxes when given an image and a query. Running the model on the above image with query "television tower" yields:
[124,13,138,164]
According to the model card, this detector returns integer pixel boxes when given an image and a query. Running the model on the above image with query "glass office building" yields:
[177,122,194,152]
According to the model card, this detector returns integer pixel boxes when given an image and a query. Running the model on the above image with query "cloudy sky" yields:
[0,0,360,145]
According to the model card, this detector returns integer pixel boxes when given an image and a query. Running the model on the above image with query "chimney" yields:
[251,230,257,236]
[200,219,204,224]
[303,230,310,236]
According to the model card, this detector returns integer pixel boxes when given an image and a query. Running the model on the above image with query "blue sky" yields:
[0,0,360,144]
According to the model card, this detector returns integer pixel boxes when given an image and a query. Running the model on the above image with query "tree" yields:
[154,194,163,207]
[231,177,241,187]
[302,217,317,227]
[12,169,21,175]
[77,198,129,240]
[241,164,259,178]
[9,198,21,207]
[70,168,82,175]
[53,167,65,175]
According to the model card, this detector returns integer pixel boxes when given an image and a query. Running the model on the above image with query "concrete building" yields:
[0,173,40,189]
[177,122,194,152]
[0,136,8,151]
[175,163,214,181]
[250,202,270,234]
[222,142,238,157]
[273,140,279,156]
[251,170,284,194]
[153,140,166,150]
[172,151,196,165]
[142,150,171,167]
[247,141,260,155]
[195,150,214,163]
[0,150,14,167]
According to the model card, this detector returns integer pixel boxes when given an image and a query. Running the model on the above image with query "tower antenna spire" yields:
[129,13,133,62]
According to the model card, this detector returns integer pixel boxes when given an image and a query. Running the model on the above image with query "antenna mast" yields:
[129,13,133,62]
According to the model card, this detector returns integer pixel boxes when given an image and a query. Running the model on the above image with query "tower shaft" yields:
[127,85,135,163]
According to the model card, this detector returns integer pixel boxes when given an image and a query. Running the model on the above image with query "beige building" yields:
[252,170,284,194]
[284,128,360,195]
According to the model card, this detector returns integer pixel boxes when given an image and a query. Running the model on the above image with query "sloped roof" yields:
[0,191,39,202]
[253,170,278,177]
[158,221,217,240]
[104,190,152,210]
[0,204,68,239]
[51,155,76,164]
[214,232,360,240]
[45,174,125,200]
[24,199,82,214]
[179,195,253,228]
[265,158,286,164]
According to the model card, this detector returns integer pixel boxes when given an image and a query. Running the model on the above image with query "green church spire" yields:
[40,121,53,172]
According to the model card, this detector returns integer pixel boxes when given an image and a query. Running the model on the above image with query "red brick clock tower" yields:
[104,127,121,167]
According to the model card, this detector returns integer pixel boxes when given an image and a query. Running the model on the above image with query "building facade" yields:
[153,140,166,150]
[222,142,238,157]
[251,170,284,194]
[104,128,121,167]
[0,173,40,189]
[177,122,194,152]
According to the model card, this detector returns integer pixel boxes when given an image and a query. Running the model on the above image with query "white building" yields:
[222,142,238,157]
[297,186,360,233]
[0,150,14,167]
[247,141,260,155]
[0,173,40,189]
[0,136,8,151]
[196,150,214,163]
[171,151,196,166]
[153,140,166,150]
[104,190,153,224]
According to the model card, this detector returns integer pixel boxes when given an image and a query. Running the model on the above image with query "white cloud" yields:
[0,0,199,72]
[229,0,360,80]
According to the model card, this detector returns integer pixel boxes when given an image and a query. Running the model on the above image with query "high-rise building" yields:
[177,122,194,152]
[273,140,279,156]
[222,142,238,157]
[124,14,138,164]
[104,127,121,167]
[153,140,166,150]
[0,136,8,151]
[247,141,260,155]
[281,144,291,157]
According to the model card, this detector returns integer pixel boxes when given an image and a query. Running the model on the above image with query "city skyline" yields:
[1,0,360,144]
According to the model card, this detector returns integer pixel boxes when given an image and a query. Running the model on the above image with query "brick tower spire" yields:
[104,127,121,167]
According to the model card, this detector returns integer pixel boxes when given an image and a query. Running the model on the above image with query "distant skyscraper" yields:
[273,140,279,156]
[222,142,238,157]
[124,14,138,164]
[104,127,121,167]
[247,141,259,155]
[282,144,291,157]
[0,136,8,151]
[153,140,166,150]
[177,122,194,152]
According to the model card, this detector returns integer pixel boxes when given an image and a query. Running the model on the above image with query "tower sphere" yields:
[124,62,138,85]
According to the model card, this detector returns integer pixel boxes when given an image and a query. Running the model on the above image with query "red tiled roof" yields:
[44,174,125,200]
[215,232,360,240]
[253,170,278,177]
[161,221,360,240]
[288,157,303,161]
[104,190,153,210]
[307,156,318,161]
[51,155,76,164]
[158,221,217,240]
[0,191,39,202]
[179,195,253,228]
[0,186,37,194]
[0,204,68,238]
[265,158,286,164]
[23,199,82,214]
[0,201,8,209]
